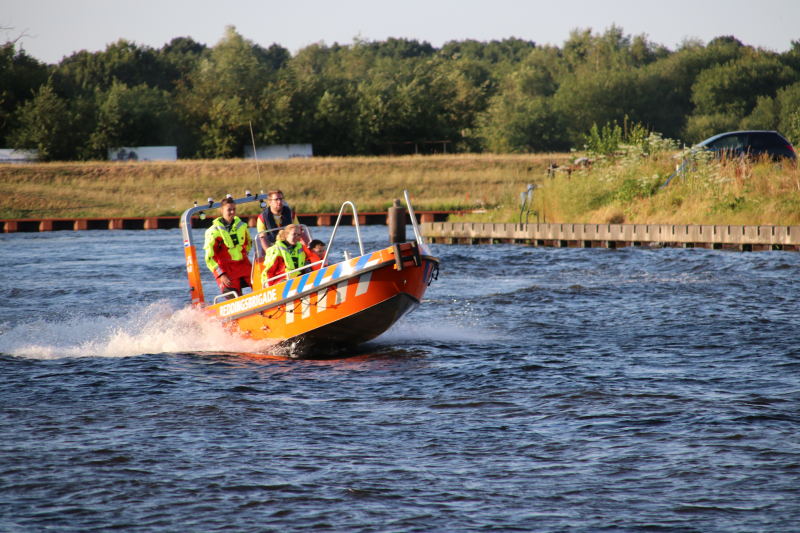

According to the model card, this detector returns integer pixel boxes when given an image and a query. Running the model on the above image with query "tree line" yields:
[2,25,800,161]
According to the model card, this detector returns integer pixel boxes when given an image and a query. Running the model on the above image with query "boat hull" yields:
[203,243,438,357]
[284,292,420,356]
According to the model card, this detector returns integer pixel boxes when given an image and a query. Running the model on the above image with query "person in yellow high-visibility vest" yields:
[261,224,321,287]
[204,198,253,296]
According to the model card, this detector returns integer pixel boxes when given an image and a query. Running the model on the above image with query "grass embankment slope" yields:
[0,155,558,220]
[2,153,799,225]
[455,149,800,227]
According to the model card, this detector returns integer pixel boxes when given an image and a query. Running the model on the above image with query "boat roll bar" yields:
[180,193,268,246]
[180,193,269,307]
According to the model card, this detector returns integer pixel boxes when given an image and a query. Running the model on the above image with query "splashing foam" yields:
[0,301,278,360]
[376,319,497,345]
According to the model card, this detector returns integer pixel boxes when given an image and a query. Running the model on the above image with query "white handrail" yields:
[214,291,238,304]
[245,201,369,291]
[322,201,364,267]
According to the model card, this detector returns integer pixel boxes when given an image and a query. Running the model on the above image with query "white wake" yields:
[0,301,278,360]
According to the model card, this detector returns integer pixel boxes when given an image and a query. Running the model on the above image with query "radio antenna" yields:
[249,121,263,193]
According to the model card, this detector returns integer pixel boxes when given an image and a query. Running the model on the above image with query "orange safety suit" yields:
[204,216,253,294]
[261,241,321,287]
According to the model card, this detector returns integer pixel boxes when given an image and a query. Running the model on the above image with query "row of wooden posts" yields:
[420,222,800,252]
[1,211,455,233]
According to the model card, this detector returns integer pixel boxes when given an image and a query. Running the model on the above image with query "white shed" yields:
[244,144,313,160]
[0,149,38,163]
[109,147,178,161]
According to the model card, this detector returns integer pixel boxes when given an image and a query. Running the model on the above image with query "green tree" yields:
[440,38,536,65]
[367,37,435,60]
[179,26,282,158]
[159,36,207,79]
[683,112,741,144]
[272,40,487,155]
[685,52,798,142]
[691,53,797,117]
[741,81,800,141]
[481,94,568,153]
[89,80,179,158]
[7,83,91,160]
[643,36,747,139]
[740,95,781,130]
[6,27,800,160]
[0,41,50,143]
[552,26,685,144]
[479,47,569,152]
[554,66,642,145]
[54,39,175,98]
[776,82,800,142]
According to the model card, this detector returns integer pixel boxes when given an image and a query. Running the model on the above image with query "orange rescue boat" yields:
[180,192,440,356]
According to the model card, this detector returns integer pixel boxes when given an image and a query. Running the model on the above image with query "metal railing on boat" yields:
[259,201,365,288]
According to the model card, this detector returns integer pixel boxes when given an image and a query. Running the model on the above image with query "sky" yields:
[2,0,799,64]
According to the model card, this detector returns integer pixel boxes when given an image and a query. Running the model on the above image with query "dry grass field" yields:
[2,153,799,225]
[0,154,564,220]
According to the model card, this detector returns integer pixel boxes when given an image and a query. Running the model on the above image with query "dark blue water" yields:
[2,226,799,532]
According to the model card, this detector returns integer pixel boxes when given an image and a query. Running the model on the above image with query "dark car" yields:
[696,130,796,161]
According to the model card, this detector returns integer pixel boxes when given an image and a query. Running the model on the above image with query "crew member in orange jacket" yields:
[204,197,253,296]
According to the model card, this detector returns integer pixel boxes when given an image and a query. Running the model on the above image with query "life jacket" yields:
[262,240,309,286]
[259,204,294,246]
[204,216,252,279]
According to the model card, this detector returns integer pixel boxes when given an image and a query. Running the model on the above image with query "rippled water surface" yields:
[1,226,799,532]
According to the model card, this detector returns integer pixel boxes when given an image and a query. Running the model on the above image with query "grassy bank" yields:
[0,154,561,220]
[2,152,799,225]
[453,151,800,226]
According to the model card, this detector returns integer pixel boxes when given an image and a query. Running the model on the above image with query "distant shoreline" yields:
[2,153,798,226]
